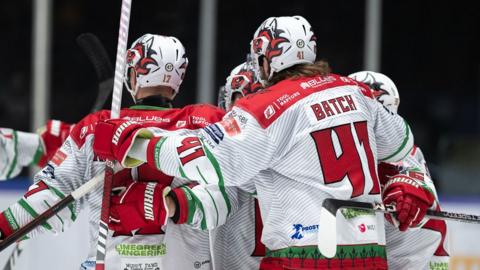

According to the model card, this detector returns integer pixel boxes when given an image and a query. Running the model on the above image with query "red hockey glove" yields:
[93,119,152,167]
[109,181,171,232]
[37,120,73,167]
[382,174,435,231]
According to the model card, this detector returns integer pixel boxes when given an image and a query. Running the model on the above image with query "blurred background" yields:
[0,0,479,268]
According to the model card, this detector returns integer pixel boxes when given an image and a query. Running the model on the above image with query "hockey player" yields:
[349,71,450,270]
[0,121,73,180]
[92,16,431,269]
[0,34,225,270]
[210,61,265,269]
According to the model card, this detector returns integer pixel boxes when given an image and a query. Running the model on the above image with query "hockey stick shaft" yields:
[323,198,480,224]
[318,198,480,258]
[1,33,115,270]
[0,172,104,253]
[94,0,131,269]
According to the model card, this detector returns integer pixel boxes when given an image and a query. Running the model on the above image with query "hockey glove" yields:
[109,181,171,232]
[93,119,153,167]
[0,180,76,240]
[36,120,73,167]
[382,174,435,231]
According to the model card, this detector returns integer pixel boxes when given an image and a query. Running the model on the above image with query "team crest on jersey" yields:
[218,117,241,137]
[51,150,67,166]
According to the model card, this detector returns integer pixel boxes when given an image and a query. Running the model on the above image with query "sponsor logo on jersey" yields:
[115,243,166,257]
[80,260,96,270]
[290,224,319,240]
[144,182,157,220]
[193,260,211,269]
[229,110,249,127]
[203,124,224,144]
[51,150,67,166]
[264,105,276,119]
[276,92,301,107]
[124,116,171,123]
[309,94,358,121]
[191,116,211,126]
[219,117,241,137]
[113,121,136,145]
[299,75,336,89]
[122,262,160,270]
[358,223,375,233]
[176,120,187,128]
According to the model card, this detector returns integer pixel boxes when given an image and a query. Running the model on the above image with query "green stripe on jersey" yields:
[18,199,53,231]
[31,138,45,166]
[381,119,413,162]
[47,184,77,221]
[201,140,232,215]
[153,137,168,171]
[4,208,20,231]
[180,187,198,224]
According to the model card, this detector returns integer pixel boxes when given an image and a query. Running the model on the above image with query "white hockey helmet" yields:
[348,71,400,114]
[124,34,188,101]
[224,61,263,110]
[250,16,317,85]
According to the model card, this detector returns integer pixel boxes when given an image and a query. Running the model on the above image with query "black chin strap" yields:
[136,95,173,108]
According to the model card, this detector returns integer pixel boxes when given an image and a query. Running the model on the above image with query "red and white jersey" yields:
[0,120,73,180]
[5,104,225,270]
[142,73,414,269]
[379,146,450,270]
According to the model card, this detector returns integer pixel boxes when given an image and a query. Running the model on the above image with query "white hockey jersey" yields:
[380,146,450,270]
[0,104,225,270]
[129,73,414,269]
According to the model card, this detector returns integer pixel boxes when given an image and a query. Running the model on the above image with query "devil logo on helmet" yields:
[127,36,158,76]
[253,18,289,64]
[361,73,390,104]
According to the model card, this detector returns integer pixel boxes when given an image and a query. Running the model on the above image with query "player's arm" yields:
[0,119,98,241]
[369,98,414,163]
[93,108,275,230]
[0,128,42,180]
[0,121,73,181]
[168,180,252,230]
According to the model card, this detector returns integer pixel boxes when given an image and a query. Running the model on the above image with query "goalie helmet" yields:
[224,61,263,110]
[348,71,400,114]
[250,16,317,85]
[124,34,189,101]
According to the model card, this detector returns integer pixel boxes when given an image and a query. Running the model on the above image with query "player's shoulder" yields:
[69,110,111,147]
[184,103,225,115]
[182,104,226,127]
[235,73,369,129]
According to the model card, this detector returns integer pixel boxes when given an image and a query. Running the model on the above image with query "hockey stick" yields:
[318,198,480,258]
[94,0,131,269]
[76,33,114,112]
[0,33,115,270]
[0,172,105,253]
